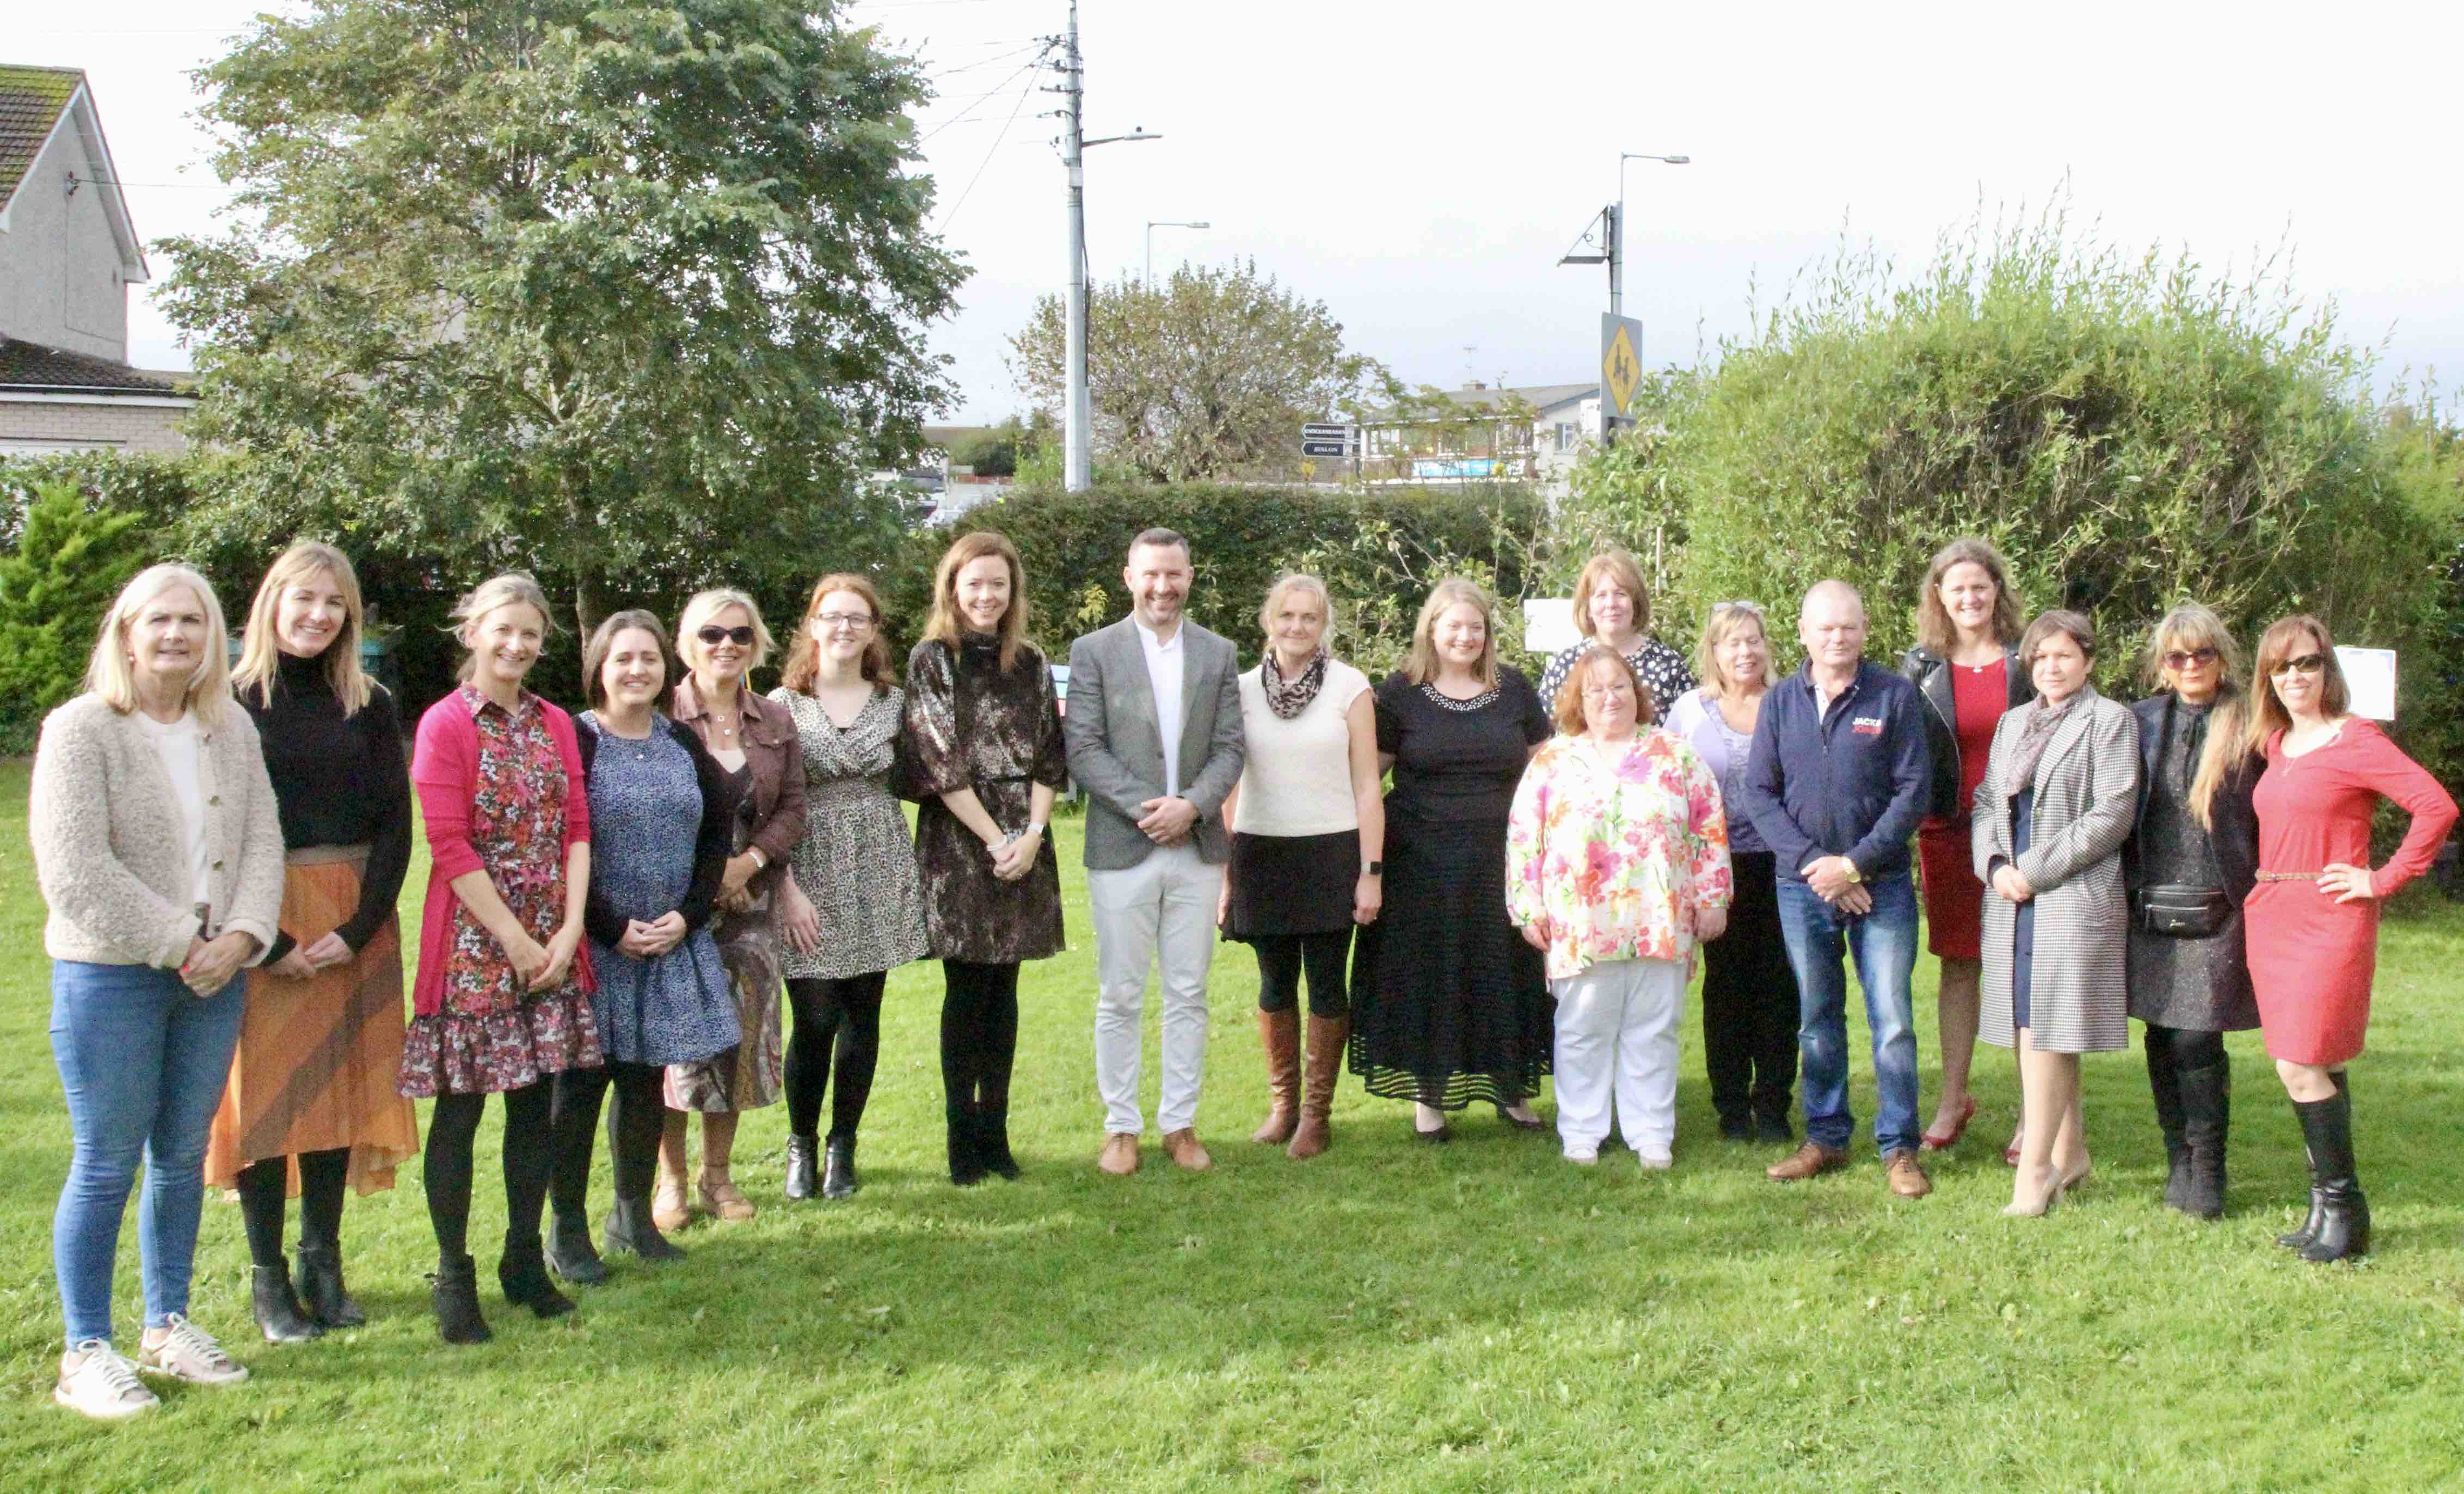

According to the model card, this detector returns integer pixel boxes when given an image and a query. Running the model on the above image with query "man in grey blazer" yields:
[1065,528,1246,1175]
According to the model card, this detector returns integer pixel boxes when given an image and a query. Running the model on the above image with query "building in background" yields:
[1356,381,1601,486]
[0,65,193,455]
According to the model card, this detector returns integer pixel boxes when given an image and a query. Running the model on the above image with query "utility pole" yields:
[1054,1,1158,493]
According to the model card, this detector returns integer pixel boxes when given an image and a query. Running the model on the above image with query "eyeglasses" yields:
[696,625,756,646]
[1581,683,1636,700]
[2162,647,2220,670]
[814,613,874,632]
[2271,653,2328,678]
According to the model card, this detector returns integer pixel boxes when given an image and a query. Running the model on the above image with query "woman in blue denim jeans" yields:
[28,564,286,1419]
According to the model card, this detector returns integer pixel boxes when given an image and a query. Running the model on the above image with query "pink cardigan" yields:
[410,688,596,1018]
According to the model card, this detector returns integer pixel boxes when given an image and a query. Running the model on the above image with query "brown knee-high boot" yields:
[1288,1015,1348,1159]
[1252,1009,1301,1144]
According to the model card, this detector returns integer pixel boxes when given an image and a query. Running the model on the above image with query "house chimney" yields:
[1464,380,1486,391]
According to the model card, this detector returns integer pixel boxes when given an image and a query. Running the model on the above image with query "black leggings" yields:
[1252,930,1352,1017]
[2145,1024,2228,1070]
[549,1061,667,1212]
[1701,853,1799,1122]
[941,960,1020,1115]
[234,1147,351,1269]
[785,973,888,1142]
[423,1080,553,1264]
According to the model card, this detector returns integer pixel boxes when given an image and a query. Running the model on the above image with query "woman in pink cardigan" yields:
[398,574,600,1344]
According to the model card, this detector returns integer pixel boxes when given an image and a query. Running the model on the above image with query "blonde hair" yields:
[1915,537,2024,657]
[677,587,777,679]
[2140,603,2244,691]
[450,573,555,684]
[2146,604,2255,830]
[1258,572,1335,637]
[781,573,894,692]
[1404,577,1497,688]
[1570,550,1650,639]
[923,530,1031,673]
[233,541,373,717]
[1552,644,1655,734]
[1694,601,1772,699]
[86,564,234,728]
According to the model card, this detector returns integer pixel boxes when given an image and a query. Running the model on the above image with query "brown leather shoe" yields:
[1884,1148,1933,1199]
[1765,1141,1847,1182]
[1161,1128,1213,1172]
[1251,1009,1300,1145]
[1287,1014,1349,1160]
[1097,1132,1140,1176]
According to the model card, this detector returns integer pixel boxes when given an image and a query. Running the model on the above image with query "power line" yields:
[935,61,1039,232]
[915,58,1044,143]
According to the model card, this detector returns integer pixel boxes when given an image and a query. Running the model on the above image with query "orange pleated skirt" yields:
[205,852,421,1195]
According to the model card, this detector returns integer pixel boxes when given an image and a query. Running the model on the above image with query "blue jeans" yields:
[1775,874,1920,1155]
[50,960,247,1345]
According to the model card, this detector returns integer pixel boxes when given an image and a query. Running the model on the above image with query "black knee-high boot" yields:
[2277,1069,2348,1250]
[2176,1055,2230,1221]
[2291,1086,2369,1263]
[2145,1029,2189,1210]
[546,1068,610,1283]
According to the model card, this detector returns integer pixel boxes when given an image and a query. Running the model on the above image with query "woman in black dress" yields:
[902,530,1069,1184]
[1349,578,1555,1140]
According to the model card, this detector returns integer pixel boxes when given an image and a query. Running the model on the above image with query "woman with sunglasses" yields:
[2242,617,2454,1261]
[2121,605,2262,1220]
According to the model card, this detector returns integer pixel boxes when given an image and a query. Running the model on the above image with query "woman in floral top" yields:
[400,574,600,1346]
[1508,646,1730,1169]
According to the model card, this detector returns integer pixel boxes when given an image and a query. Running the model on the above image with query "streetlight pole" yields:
[1058,0,1159,493]
[1144,220,1209,286]
[1613,152,1688,320]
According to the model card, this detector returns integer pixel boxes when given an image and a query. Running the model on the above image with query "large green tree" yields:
[1008,261,1388,483]
[159,0,966,634]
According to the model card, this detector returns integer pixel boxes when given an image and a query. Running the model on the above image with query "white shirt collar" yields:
[1133,616,1183,653]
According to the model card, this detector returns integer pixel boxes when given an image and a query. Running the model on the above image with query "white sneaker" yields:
[138,1314,249,1386]
[1563,1146,1599,1165]
[55,1340,158,1420]
[1638,1150,1674,1171]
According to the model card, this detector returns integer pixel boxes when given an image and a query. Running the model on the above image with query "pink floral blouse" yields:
[1506,730,1732,981]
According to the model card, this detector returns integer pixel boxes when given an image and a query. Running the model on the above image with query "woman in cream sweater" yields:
[30,563,285,1419]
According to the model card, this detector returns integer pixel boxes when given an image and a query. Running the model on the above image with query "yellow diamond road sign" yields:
[1601,314,1642,421]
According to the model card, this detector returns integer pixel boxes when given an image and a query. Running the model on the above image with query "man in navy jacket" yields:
[1742,580,1935,1198]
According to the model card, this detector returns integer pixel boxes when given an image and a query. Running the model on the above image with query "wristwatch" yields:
[1365,861,1384,876]
[1842,859,1863,884]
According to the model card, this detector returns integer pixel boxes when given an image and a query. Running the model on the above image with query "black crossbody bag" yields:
[2131,697,2232,939]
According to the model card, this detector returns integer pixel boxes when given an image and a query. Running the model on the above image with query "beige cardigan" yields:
[29,693,286,969]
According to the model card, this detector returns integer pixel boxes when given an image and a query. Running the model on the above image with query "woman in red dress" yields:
[2244,616,2455,1263]
[1898,538,2029,1153]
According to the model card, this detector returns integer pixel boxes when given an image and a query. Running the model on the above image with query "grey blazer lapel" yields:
[2036,687,2102,799]
[1107,619,1165,760]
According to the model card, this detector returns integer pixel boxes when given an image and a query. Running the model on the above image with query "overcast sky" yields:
[23,1,2464,421]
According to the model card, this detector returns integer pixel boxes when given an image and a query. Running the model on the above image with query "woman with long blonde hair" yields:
[208,542,420,1343]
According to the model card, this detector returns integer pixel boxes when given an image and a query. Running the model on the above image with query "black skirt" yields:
[1225,830,1359,941]
[1347,811,1552,1109]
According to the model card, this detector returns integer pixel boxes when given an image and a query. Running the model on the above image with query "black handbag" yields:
[2135,883,2232,938]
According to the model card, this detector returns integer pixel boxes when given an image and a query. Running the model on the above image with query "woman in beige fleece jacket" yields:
[29,563,284,1420]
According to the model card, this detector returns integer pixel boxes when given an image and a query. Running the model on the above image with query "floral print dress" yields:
[1506,729,1733,983]
[400,687,603,1098]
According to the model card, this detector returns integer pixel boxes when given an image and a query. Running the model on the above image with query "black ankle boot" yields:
[2145,1033,2190,1210]
[253,1262,323,1343]
[2293,1090,2369,1263]
[2277,1070,2346,1251]
[784,1135,819,1201]
[2176,1060,2230,1221]
[976,1103,1021,1181]
[822,1135,859,1199]
[429,1254,492,1345]
[604,1196,689,1260]
[293,1241,365,1329]
[947,1106,986,1187]
[546,1209,607,1285]
[499,1233,577,1318]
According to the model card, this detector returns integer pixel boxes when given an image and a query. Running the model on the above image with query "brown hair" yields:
[2018,608,2097,676]
[1570,549,1650,639]
[1404,577,1497,688]
[1693,601,1772,700]
[1915,537,2024,658]
[2243,614,2350,760]
[924,530,1031,673]
[1129,526,1191,561]
[1552,644,1656,734]
[233,541,373,717]
[450,573,555,685]
[582,609,673,712]
[781,573,894,692]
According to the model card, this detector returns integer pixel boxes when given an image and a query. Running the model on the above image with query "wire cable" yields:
[935,60,1039,232]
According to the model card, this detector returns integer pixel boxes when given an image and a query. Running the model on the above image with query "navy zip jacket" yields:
[1741,658,1932,885]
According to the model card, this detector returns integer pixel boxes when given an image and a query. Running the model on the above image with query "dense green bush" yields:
[0,483,151,750]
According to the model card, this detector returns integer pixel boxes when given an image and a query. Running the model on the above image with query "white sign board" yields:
[2336,646,2396,721]
[1523,598,1581,656]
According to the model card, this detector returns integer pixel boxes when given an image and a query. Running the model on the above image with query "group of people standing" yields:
[24,525,2456,1421]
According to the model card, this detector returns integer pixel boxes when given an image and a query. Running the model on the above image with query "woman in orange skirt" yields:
[2244,616,2455,1262]
[208,543,420,1340]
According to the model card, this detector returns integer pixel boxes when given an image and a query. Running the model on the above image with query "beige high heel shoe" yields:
[2004,1164,2066,1218]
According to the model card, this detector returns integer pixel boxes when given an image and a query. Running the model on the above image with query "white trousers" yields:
[1551,957,1686,1157]
[1088,841,1223,1136]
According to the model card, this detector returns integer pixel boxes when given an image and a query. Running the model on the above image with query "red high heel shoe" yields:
[1919,1095,1977,1153]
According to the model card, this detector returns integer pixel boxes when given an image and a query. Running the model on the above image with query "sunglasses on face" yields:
[2163,647,2220,670]
[697,625,757,646]
[2271,653,2328,678]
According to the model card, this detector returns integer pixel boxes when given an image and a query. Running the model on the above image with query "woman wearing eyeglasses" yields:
[2121,605,2263,1220]
[2242,617,2455,1262]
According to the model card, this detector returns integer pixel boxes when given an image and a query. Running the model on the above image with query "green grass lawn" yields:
[3,756,2462,1491]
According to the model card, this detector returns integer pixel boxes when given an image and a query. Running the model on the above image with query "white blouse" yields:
[1231,659,1371,838]
[137,709,211,906]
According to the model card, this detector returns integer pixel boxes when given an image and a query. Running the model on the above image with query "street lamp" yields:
[1613,152,1688,320]
[1144,220,1211,285]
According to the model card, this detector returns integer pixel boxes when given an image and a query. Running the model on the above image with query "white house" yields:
[1355,381,1602,485]
[0,65,193,455]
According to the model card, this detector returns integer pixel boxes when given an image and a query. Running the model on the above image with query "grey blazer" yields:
[1064,617,1246,870]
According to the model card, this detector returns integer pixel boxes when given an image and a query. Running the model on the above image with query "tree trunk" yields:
[569,486,607,645]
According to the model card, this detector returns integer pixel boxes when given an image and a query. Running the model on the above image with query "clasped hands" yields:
[501,923,585,990]
[985,824,1044,882]
[179,930,261,997]
[1803,855,1873,915]
[268,930,355,982]
[1135,794,1199,846]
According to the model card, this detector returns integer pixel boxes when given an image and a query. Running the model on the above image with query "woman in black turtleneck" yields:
[207,542,417,1342]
